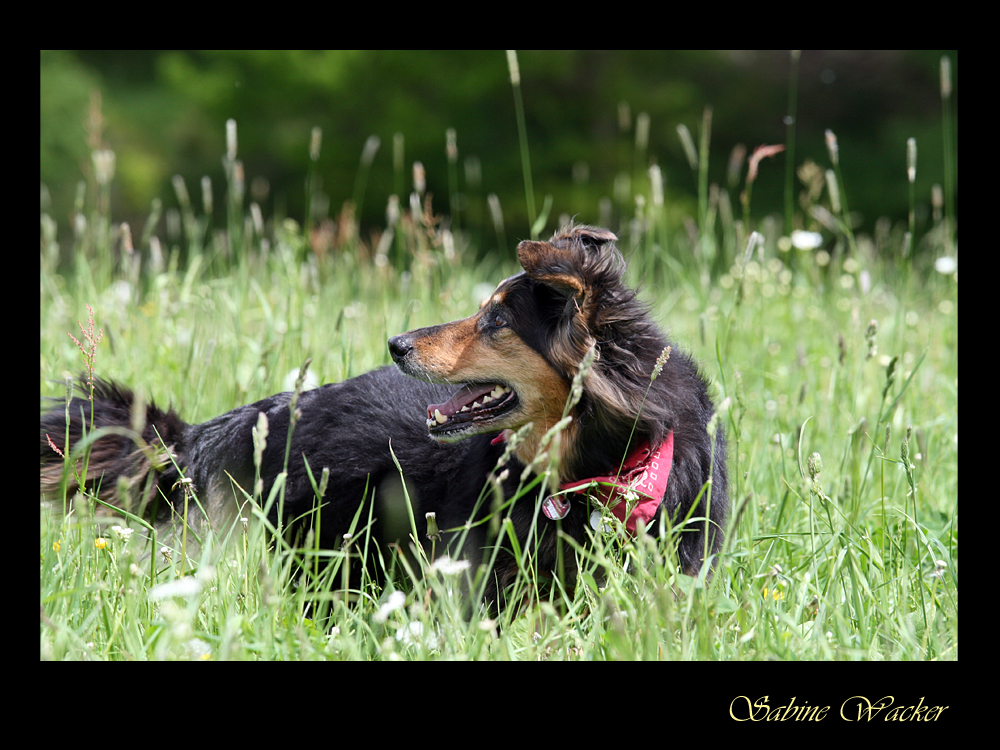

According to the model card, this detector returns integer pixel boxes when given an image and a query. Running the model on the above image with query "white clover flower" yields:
[149,576,203,601]
[429,555,471,576]
[110,525,134,543]
[282,367,320,393]
[934,256,957,275]
[395,621,439,650]
[374,590,407,623]
[790,230,824,250]
[185,638,212,660]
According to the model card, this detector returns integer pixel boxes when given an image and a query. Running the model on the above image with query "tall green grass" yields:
[41,64,956,660]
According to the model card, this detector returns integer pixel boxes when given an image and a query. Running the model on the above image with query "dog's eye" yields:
[493,315,505,328]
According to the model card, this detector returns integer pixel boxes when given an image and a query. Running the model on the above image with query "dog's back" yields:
[41,369,512,564]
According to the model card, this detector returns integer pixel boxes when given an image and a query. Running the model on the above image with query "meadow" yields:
[40,71,956,661]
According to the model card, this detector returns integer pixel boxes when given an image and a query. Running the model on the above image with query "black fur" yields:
[41,225,728,613]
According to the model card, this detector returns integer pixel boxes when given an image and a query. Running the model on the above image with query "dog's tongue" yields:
[427,383,498,420]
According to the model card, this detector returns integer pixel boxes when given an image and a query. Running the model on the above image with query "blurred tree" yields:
[41,50,955,254]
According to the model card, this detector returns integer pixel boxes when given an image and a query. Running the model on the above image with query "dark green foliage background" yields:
[41,50,955,251]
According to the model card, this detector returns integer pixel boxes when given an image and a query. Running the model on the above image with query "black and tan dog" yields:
[41,225,728,610]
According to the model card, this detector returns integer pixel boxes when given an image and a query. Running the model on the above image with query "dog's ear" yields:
[550,225,617,251]
[517,240,586,300]
[517,238,597,371]
[517,225,618,298]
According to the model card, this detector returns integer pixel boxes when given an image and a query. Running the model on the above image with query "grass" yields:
[40,72,956,661]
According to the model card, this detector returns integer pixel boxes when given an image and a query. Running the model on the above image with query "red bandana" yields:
[495,430,675,535]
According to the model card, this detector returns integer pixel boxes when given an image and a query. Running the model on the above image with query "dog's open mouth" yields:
[426,382,518,437]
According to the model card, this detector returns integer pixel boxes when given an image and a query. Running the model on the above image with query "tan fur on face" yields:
[400,302,573,471]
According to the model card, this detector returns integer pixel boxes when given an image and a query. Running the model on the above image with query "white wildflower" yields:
[790,230,823,250]
[374,590,407,623]
[934,256,957,275]
[429,555,471,576]
[110,525,134,543]
[149,576,203,601]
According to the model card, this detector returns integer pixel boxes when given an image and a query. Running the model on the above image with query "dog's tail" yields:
[40,377,187,518]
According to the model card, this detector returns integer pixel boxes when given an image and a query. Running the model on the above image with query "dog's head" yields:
[388,225,643,464]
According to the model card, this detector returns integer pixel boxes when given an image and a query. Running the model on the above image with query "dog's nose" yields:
[387,334,412,363]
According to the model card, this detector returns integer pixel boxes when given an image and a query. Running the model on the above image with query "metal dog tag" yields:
[542,494,571,520]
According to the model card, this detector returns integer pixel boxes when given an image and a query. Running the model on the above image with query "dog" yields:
[41,225,728,612]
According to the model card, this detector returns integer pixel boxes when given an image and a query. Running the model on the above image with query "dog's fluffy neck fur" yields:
[509,227,679,483]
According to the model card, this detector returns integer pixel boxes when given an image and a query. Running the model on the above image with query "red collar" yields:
[494,430,674,535]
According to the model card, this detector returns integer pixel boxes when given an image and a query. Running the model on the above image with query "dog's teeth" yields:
[460,405,469,412]
[491,386,506,399]
[434,408,447,425]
